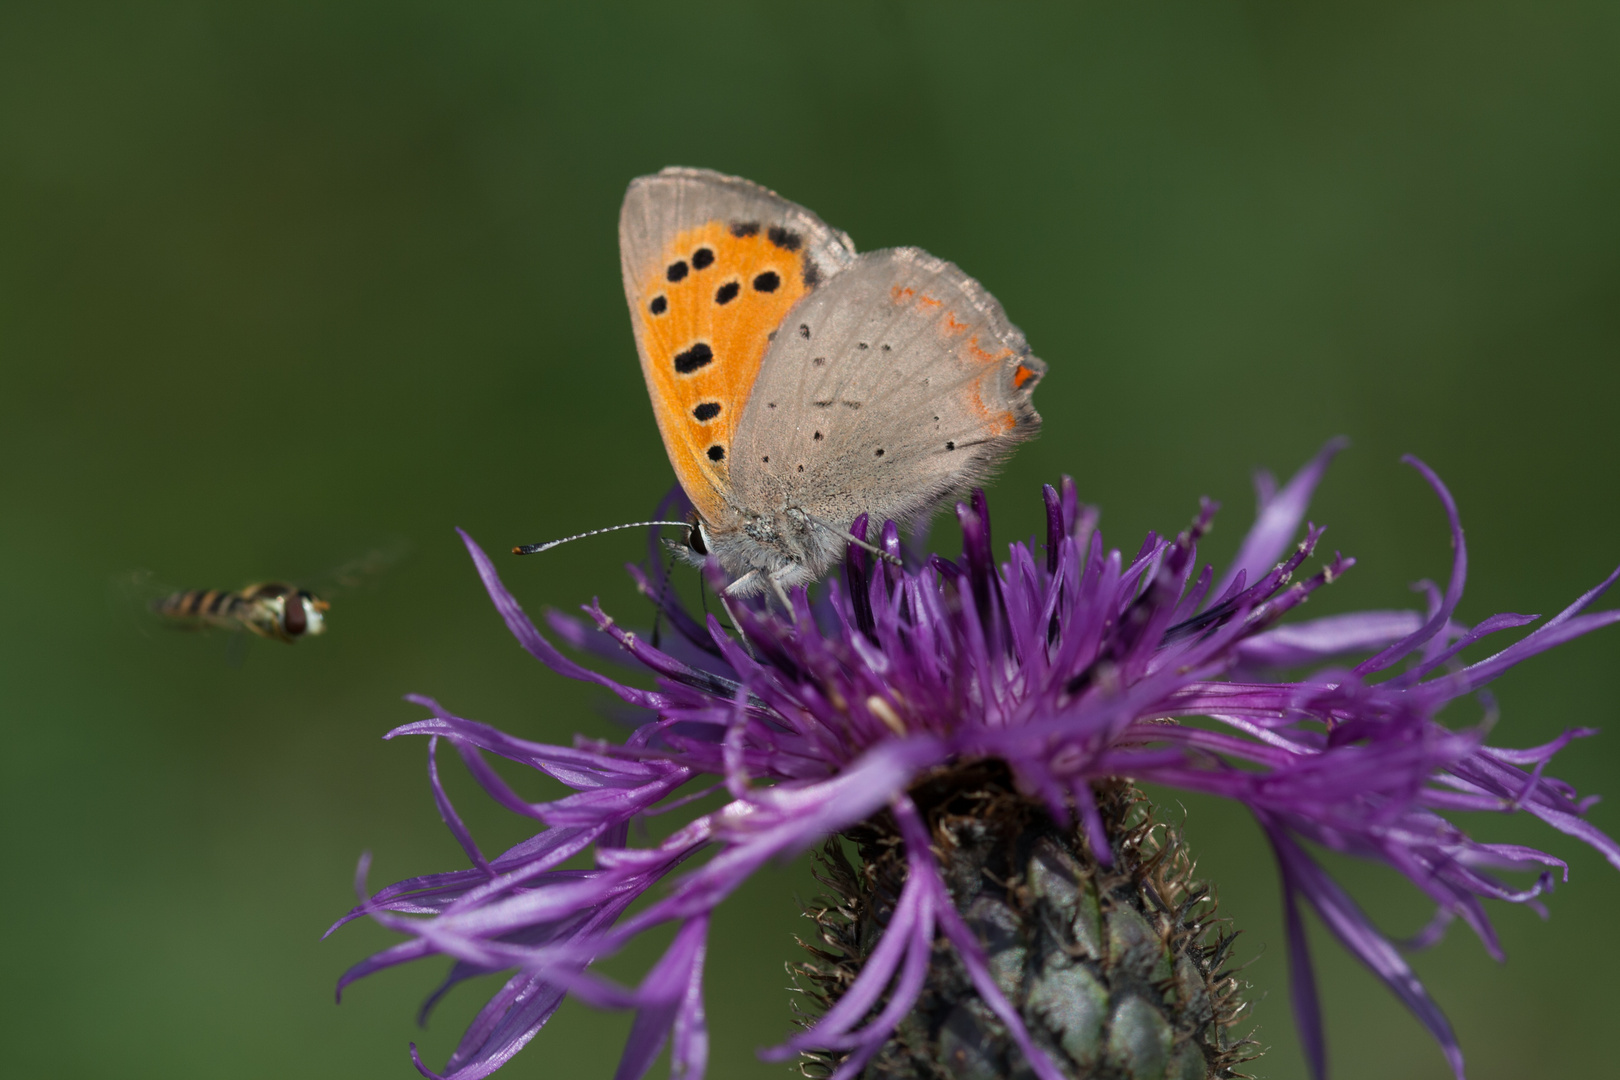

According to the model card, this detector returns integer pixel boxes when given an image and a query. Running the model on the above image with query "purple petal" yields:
[1275,849,1326,1080]
[427,736,490,874]
[1216,438,1347,600]
[1237,610,1425,667]
[1354,457,1467,676]
[457,529,668,710]
[1267,820,1466,1080]
[894,798,1068,1080]
[611,917,710,1080]
[764,846,928,1054]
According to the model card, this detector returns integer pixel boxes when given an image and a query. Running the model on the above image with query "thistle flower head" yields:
[334,442,1620,1080]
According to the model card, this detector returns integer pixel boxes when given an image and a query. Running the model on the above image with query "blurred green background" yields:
[4,2,1618,1077]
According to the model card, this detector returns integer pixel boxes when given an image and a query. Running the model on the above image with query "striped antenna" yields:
[513,521,691,556]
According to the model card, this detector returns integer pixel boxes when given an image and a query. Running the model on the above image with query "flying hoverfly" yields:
[124,541,409,650]
[150,582,329,643]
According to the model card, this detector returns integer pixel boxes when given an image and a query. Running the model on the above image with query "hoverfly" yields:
[124,540,409,651]
[150,582,329,643]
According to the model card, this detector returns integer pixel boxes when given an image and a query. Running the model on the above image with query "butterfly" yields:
[617,167,1046,600]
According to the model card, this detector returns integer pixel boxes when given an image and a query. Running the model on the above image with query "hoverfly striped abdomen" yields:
[154,588,241,621]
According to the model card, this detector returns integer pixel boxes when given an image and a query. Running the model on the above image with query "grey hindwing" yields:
[618,167,856,306]
[730,247,1045,530]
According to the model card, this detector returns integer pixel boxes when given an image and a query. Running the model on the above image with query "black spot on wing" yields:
[707,445,725,462]
[731,221,760,237]
[692,402,720,422]
[802,261,820,287]
[715,281,739,305]
[666,261,688,282]
[649,295,667,315]
[674,343,713,374]
[767,226,801,251]
[798,324,811,339]
[752,271,779,293]
[691,247,714,270]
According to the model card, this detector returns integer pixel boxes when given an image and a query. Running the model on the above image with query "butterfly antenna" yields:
[513,521,691,556]
[802,513,904,566]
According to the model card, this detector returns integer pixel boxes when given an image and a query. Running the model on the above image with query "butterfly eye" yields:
[686,517,710,556]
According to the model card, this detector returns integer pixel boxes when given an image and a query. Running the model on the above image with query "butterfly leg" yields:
[793,509,904,567]
[715,571,764,656]
[765,570,795,619]
[716,592,758,660]
[723,569,761,597]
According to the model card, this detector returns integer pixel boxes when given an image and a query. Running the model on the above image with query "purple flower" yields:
[332,442,1620,1080]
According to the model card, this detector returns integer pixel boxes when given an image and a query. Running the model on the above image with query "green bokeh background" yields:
[4,3,1617,1077]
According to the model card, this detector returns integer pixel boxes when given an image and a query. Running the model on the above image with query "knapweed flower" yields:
[333,442,1620,1080]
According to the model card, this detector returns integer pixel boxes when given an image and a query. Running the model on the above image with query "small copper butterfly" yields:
[536,167,1046,600]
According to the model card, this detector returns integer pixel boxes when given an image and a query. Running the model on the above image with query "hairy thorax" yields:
[686,505,852,597]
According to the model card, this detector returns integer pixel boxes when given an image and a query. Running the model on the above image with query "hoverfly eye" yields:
[283,595,308,636]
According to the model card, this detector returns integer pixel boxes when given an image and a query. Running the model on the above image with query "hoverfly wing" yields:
[316,537,414,594]
[225,627,251,667]
[113,569,190,638]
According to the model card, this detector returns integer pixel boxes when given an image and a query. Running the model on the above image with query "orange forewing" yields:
[631,222,811,520]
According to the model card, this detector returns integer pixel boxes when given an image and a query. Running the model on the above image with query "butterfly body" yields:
[620,168,1045,596]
